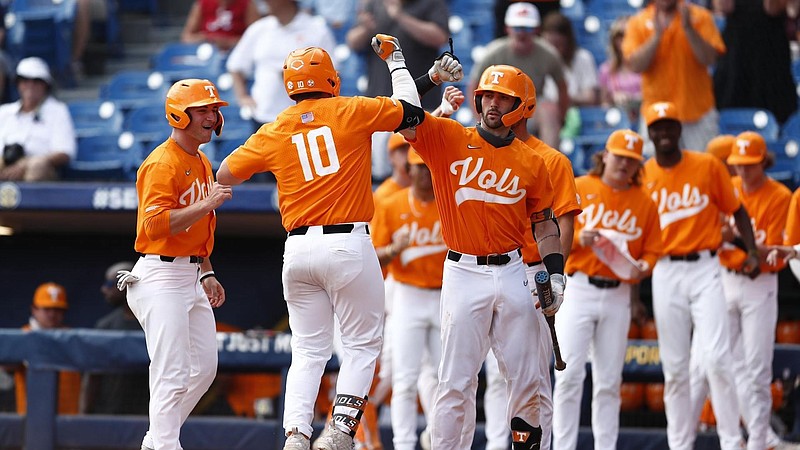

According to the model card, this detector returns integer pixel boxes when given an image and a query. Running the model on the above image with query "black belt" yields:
[526,260,542,267]
[447,249,521,266]
[588,276,621,289]
[140,254,203,264]
[288,223,368,236]
[669,250,716,262]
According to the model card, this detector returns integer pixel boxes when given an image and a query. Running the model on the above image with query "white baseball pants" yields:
[651,254,742,450]
[431,251,543,450]
[552,271,631,450]
[281,223,384,438]
[390,281,441,450]
[127,256,218,450]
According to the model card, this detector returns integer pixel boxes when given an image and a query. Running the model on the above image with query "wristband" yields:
[200,271,216,282]
[543,253,564,276]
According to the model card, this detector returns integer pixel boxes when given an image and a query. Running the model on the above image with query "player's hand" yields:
[206,182,233,210]
[543,273,565,316]
[116,270,140,291]
[579,228,600,247]
[371,34,404,63]
[389,228,411,256]
[767,245,798,266]
[428,52,463,85]
[202,276,226,308]
[435,85,465,117]
[740,251,761,280]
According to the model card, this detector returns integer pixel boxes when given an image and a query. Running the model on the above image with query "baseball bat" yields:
[534,271,566,371]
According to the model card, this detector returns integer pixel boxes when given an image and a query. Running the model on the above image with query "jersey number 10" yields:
[291,126,341,181]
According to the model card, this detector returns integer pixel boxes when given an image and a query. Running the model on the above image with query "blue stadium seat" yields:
[68,99,125,138]
[65,134,144,181]
[766,137,800,188]
[572,16,611,66]
[208,137,245,170]
[151,43,224,78]
[576,105,631,139]
[718,108,780,141]
[99,70,169,111]
[222,106,256,140]
[781,110,800,140]
[123,105,172,152]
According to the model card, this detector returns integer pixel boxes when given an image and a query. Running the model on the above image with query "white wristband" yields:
[200,271,216,282]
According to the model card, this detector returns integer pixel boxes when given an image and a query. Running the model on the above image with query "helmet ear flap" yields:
[166,104,190,129]
[474,94,483,114]
[214,110,224,136]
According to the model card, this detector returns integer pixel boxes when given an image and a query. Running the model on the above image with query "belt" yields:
[526,260,542,267]
[288,223,369,236]
[588,276,621,289]
[668,250,717,262]
[140,254,203,264]
[447,249,521,266]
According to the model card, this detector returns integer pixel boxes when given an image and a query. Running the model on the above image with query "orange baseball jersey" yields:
[566,175,663,282]
[643,151,740,255]
[719,176,791,272]
[135,138,216,257]
[622,2,725,123]
[520,135,582,263]
[785,187,800,245]
[410,114,555,255]
[371,188,447,288]
[223,96,404,231]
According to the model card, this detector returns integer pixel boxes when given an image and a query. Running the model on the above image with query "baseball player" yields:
[768,187,800,284]
[120,79,232,450]
[690,131,791,450]
[553,129,663,450]
[480,72,581,450]
[641,101,759,450]
[398,63,564,450]
[371,146,447,450]
[216,37,460,450]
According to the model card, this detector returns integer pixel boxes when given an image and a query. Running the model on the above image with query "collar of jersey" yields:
[476,123,516,148]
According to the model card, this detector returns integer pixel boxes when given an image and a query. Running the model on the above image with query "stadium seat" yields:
[151,43,224,78]
[222,106,256,140]
[766,137,799,188]
[65,134,144,181]
[573,16,610,66]
[575,105,631,139]
[99,70,169,111]
[718,108,780,141]
[781,110,800,140]
[68,99,125,138]
[209,138,245,170]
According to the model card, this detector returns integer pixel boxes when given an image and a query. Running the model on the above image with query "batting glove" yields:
[371,34,405,65]
[543,273,565,316]
[428,52,463,85]
[116,270,140,291]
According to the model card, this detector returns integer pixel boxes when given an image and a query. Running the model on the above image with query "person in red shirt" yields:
[181,0,259,51]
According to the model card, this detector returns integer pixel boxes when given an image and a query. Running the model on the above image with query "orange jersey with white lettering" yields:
[135,138,216,257]
[643,151,740,255]
[372,188,447,288]
[410,114,555,255]
[223,96,405,231]
[785,188,800,245]
[566,175,663,282]
[719,176,791,272]
[520,135,581,263]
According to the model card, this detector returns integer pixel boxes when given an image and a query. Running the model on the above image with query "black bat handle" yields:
[534,271,566,371]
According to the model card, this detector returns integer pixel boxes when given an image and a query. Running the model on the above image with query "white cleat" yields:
[312,424,354,450]
[419,427,431,450]
[284,428,311,450]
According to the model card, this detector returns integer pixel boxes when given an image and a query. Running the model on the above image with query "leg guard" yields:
[511,417,542,450]
[332,394,368,436]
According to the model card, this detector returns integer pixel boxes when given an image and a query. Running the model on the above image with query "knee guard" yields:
[332,393,368,436]
[511,417,542,450]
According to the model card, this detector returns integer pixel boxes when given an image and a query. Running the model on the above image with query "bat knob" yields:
[534,270,549,284]
[555,361,566,371]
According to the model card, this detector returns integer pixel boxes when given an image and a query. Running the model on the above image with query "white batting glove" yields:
[543,273,565,316]
[116,270,140,291]
[428,53,463,85]
[371,34,406,70]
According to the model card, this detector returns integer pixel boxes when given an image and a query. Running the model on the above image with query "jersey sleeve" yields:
[549,153,581,217]
[138,161,178,241]
[710,156,741,215]
[223,129,272,181]
[527,157,555,220]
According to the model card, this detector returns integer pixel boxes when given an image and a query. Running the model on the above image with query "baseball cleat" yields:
[312,423,354,450]
[284,428,311,450]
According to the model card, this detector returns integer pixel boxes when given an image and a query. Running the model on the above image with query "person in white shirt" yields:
[0,57,76,181]
[225,0,335,126]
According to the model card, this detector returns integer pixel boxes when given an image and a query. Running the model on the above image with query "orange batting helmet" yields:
[522,72,536,120]
[165,79,228,135]
[474,65,528,127]
[283,47,341,100]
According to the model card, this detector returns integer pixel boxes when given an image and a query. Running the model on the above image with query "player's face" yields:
[481,91,516,129]
[732,162,765,187]
[648,120,681,155]
[31,306,65,329]
[655,0,678,12]
[389,145,410,176]
[602,151,640,188]
[409,163,433,192]
[185,105,220,144]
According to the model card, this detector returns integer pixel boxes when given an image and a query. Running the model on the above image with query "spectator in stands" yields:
[622,0,726,151]
[598,16,642,125]
[72,0,109,80]
[14,282,82,415]
[181,0,260,52]
[713,0,797,124]
[0,57,76,181]
[226,0,335,126]
[81,261,150,415]
[345,0,450,112]
[541,11,599,144]
[469,2,568,148]
[493,0,561,38]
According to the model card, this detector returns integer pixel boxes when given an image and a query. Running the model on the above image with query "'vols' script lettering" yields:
[449,157,526,206]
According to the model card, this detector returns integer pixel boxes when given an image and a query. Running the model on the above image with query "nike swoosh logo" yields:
[185,170,191,176]
[467,144,480,149]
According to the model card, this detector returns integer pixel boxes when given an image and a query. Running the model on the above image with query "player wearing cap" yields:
[552,130,663,450]
[216,36,444,450]
[371,147,446,450]
[120,78,232,450]
[642,101,759,450]
[705,134,736,175]
[14,282,82,415]
[479,72,581,450]
[690,131,791,450]
[398,63,563,450]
